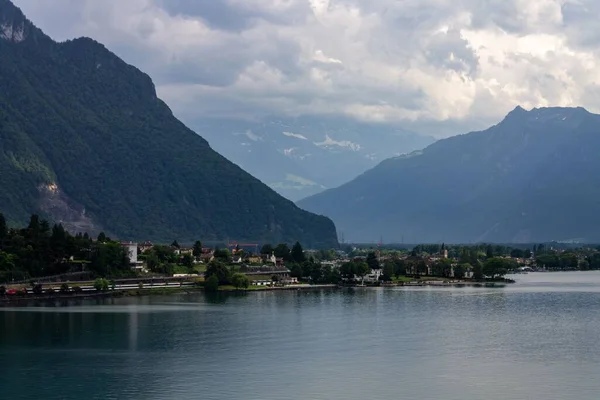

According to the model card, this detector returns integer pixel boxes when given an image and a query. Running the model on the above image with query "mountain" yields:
[298,106,600,244]
[0,0,337,248]
[193,117,435,201]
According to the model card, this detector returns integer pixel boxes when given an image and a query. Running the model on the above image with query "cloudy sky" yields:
[12,0,600,137]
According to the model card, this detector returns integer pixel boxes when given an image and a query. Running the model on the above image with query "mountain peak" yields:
[501,105,529,123]
[502,105,591,125]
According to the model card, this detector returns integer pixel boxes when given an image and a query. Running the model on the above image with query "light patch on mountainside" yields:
[282,131,308,140]
[0,21,26,42]
[393,150,423,160]
[286,174,324,187]
[234,130,262,142]
[269,174,325,190]
[37,183,104,237]
[314,135,361,151]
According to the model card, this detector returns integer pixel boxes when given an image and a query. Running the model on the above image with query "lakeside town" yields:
[3,214,600,299]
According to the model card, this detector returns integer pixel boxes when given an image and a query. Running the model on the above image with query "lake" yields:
[2,271,600,399]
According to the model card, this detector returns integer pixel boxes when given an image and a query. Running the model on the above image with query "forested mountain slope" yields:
[299,106,600,243]
[0,0,337,247]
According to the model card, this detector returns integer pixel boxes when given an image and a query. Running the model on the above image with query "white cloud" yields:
[235,130,262,142]
[314,135,361,151]
[12,0,600,137]
[282,131,308,140]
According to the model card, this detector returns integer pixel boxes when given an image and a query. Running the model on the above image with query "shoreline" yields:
[0,279,513,304]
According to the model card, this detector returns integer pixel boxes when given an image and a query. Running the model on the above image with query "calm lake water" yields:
[3,272,600,400]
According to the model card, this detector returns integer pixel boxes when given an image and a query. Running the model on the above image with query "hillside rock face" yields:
[0,0,338,247]
[299,106,600,244]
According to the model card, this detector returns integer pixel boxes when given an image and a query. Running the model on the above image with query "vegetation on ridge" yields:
[0,0,337,247]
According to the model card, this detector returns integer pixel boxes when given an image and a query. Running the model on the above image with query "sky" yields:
[12,0,600,138]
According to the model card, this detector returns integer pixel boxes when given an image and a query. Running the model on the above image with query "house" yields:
[179,248,194,256]
[362,269,382,284]
[247,256,262,264]
[120,241,145,271]
[232,255,243,264]
[138,241,154,253]
[199,248,214,263]
[320,261,337,269]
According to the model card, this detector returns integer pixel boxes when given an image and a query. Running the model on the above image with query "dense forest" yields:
[0,0,337,247]
[0,213,132,283]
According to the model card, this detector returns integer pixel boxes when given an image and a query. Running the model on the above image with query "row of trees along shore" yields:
[5,213,600,286]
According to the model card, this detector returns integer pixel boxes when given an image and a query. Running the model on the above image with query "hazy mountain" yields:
[194,117,435,201]
[0,0,337,247]
[298,106,600,243]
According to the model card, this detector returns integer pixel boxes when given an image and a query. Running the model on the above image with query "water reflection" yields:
[2,273,600,400]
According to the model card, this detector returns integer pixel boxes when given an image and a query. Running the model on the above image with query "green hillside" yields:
[0,0,337,248]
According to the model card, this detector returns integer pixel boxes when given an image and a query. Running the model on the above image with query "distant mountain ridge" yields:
[194,117,435,201]
[298,106,600,243]
[0,0,338,247]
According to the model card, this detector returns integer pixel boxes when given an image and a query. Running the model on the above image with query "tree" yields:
[486,245,494,258]
[93,278,109,292]
[97,232,107,243]
[213,248,231,262]
[454,264,468,279]
[291,242,306,263]
[416,260,428,275]
[439,259,452,277]
[524,249,532,259]
[382,261,395,281]
[231,273,250,289]
[193,241,203,258]
[559,253,578,270]
[290,263,303,279]
[472,263,483,280]
[536,254,560,270]
[482,257,508,279]
[205,274,219,292]
[355,262,370,282]
[0,285,5,296]
[510,248,525,258]
[260,244,273,255]
[274,244,291,260]
[27,214,40,235]
[205,261,231,285]
[366,252,380,270]
[394,260,406,276]
[181,254,194,269]
[309,265,323,283]
[0,213,6,243]
[60,283,70,294]
[171,240,180,249]
[340,262,356,280]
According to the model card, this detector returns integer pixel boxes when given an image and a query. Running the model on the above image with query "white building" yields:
[362,269,382,284]
[120,241,144,271]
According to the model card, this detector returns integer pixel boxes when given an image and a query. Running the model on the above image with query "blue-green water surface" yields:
[2,272,600,400]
